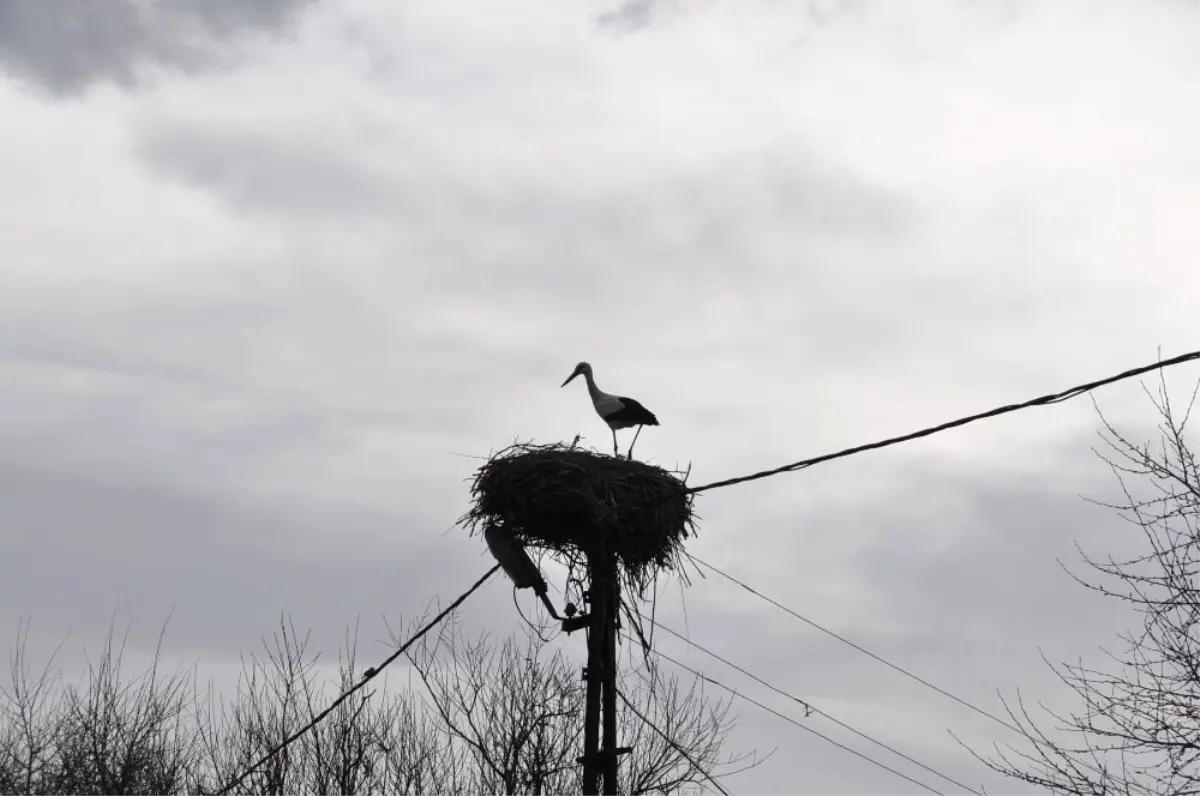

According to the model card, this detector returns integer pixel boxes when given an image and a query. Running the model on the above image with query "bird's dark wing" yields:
[608,397,659,426]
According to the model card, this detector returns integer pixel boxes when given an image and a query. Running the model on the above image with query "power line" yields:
[615,686,734,796]
[636,639,945,795]
[686,547,1159,796]
[639,612,983,795]
[686,553,1022,736]
[685,350,1200,496]
[215,564,501,795]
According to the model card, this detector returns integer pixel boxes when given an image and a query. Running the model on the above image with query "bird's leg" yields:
[612,428,619,457]
[627,425,643,460]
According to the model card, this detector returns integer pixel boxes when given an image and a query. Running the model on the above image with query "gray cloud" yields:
[0,457,515,663]
[596,0,863,35]
[0,0,312,96]
[130,105,920,384]
[597,0,676,34]
[133,112,915,238]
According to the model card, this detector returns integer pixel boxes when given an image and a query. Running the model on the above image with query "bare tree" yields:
[0,617,197,795]
[0,621,66,795]
[406,617,758,795]
[619,666,752,796]
[3,612,751,794]
[979,379,1200,795]
[193,617,455,796]
[405,623,582,794]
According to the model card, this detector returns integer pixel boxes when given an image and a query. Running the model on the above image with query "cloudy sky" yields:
[1,0,1197,792]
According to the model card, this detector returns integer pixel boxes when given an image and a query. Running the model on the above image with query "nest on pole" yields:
[461,442,695,595]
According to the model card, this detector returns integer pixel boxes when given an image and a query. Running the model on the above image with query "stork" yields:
[561,361,659,458]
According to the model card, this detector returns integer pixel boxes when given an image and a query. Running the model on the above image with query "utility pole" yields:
[580,552,605,794]
[572,549,624,795]
[601,549,620,795]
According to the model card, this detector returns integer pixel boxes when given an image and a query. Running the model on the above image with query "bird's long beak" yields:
[561,369,580,388]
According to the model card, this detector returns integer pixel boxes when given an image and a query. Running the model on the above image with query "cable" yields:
[215,564,501,795]
[687,553,1022,736]
[615,686,734,796]
[686,559,1171,796]
[691,564,1156,796]
[684,350,1200,496]
[636,639,945,795]
[639,612,983,795]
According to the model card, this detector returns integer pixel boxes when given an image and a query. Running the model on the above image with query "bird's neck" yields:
[583,372,606,401]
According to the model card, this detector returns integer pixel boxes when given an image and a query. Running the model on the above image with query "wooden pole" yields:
[601,549,620,794]
[581,555,605,795]
[580,549,624,795]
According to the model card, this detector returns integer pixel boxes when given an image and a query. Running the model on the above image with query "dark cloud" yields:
[685,447,1140,675]
[131,119,459,242]
[0,0,312,96]
[596,0,863,35]
[0,458,517,663]
[597,0,675,34]
[133,98,916,237]
[130,110,919,371]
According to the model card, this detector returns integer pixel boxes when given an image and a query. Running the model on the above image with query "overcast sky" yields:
[1,0,1197,793]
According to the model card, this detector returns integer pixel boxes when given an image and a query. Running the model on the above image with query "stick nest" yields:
[461,442,695,592]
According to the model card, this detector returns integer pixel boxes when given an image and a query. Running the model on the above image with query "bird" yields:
[561,361,659,458]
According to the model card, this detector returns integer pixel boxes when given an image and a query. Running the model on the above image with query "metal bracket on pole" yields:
[577,748,632,767]
[562,614,592,634]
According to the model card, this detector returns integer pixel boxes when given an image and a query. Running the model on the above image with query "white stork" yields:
[561,361,659,458]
